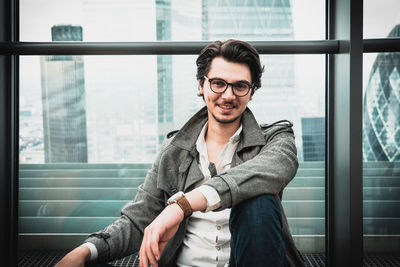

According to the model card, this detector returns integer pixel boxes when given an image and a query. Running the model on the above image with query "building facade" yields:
[40,25,88,163]
[301,117,325,161]
[363,24,400,162]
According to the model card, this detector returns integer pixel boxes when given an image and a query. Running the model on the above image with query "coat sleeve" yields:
[84,143,171,262]
[203,128,298,210]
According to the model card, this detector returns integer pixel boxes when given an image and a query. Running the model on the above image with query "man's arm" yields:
[204,129,298,210]
[55,141,173,266]
[55,245,91,267]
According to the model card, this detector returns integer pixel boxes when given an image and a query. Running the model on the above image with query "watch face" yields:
[167,191,184,204]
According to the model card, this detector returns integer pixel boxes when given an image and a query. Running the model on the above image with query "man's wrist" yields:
[167,192,193,218]
[167,202,185,220]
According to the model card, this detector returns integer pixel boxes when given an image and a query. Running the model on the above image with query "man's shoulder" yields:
[259,120,293,130]
[258,120,294,141]
[158,129,181,155]
[155,131,179,157]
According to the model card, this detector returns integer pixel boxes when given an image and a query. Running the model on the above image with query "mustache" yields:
[218,101,236,106]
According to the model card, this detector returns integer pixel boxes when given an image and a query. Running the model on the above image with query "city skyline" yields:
[18,0,400,163]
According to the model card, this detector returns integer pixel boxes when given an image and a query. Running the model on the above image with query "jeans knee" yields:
[229,194,282,233]
[229,195,286,267]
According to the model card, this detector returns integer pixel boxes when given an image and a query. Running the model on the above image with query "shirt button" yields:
[217,225,221,230]
[216,246,220,251]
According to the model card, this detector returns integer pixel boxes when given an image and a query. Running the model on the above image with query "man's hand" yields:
[55,245,91,267]
[139,203,184,267]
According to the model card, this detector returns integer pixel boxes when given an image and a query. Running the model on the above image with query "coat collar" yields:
[171,106,266,153]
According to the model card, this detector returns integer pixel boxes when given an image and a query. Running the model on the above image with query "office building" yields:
[40,25,88,163]
[156,0,174,144]
[301,117,325,161]
[363,24,400,162]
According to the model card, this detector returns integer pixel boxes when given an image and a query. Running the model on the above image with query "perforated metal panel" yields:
[17,251,400,267]
[18,251,139,267]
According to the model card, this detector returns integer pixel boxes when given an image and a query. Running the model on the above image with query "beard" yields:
[211,112,242,124]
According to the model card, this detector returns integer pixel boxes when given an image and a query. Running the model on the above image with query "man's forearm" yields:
[55,245,91,267]
[185,189,208,212]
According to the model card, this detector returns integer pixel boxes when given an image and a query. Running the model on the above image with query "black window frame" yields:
[1,0,400,266]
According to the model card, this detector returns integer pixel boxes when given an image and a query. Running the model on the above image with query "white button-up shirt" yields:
[177,122,242,267]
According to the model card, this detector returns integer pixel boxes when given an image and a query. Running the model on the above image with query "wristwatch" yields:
[167,191,193,218]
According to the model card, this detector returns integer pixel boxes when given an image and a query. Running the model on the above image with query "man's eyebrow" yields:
[235,79,252,84]
[210,76,251,84]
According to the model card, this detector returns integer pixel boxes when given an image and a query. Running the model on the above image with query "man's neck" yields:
[205,117,242,145]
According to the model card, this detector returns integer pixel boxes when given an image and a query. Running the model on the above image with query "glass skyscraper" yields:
[301,117,325,161]
[363,24,400,162]
[156,0,174,145]
[40,25,88,163]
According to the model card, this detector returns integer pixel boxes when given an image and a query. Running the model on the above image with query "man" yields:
[56,40,305,267]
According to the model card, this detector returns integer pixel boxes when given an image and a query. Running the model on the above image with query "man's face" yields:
[199,57,252,125]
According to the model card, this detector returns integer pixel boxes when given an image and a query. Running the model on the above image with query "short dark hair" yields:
[196,39,264,96]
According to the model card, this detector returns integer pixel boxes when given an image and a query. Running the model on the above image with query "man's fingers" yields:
[139,240,149,267]
[150,231,161,261]
[145,238,158,267]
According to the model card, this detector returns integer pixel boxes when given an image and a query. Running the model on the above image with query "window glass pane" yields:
[20,0,325,41]
[363,52,400,254]
[364,0,400,39]
[19,54,325,254]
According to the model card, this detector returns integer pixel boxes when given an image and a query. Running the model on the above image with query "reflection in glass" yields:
[363,24,400,254]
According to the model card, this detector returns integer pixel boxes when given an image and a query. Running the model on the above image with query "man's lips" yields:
[217,103,236,113]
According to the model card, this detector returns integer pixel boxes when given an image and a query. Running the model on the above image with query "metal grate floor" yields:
[304,253,325,267]
[18,251,139,267]
[17,251,400,266]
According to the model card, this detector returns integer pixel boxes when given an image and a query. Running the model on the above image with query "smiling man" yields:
[56,40,305,267]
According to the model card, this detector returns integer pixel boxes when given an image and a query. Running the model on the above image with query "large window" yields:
[17,0,327,257]
[19,53,326,252]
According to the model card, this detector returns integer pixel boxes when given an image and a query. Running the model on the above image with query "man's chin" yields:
[212,113,241,124]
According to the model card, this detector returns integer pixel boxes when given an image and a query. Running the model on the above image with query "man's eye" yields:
[234,82,249,91]
[212,80,226,88]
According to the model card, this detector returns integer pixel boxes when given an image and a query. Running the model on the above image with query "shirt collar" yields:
[195,122,208,156]
[230,124,242,144]
[195,122,242,154]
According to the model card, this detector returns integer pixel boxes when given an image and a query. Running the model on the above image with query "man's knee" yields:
[229,194,282,232]
[229,194,286,266]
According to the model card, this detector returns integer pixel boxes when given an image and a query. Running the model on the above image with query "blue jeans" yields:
[229,194,285,267]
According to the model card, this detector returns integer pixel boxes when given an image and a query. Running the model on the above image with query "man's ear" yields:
[198,81,204,96]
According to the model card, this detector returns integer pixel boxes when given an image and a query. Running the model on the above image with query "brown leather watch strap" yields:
[175,194,193,218]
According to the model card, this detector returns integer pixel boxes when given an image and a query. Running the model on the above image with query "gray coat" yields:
[86,106,305,267]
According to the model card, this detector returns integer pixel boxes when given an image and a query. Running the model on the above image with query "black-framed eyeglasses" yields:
[203,76,252,97]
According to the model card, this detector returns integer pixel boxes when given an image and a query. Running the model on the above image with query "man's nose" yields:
[221,84,236,99]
